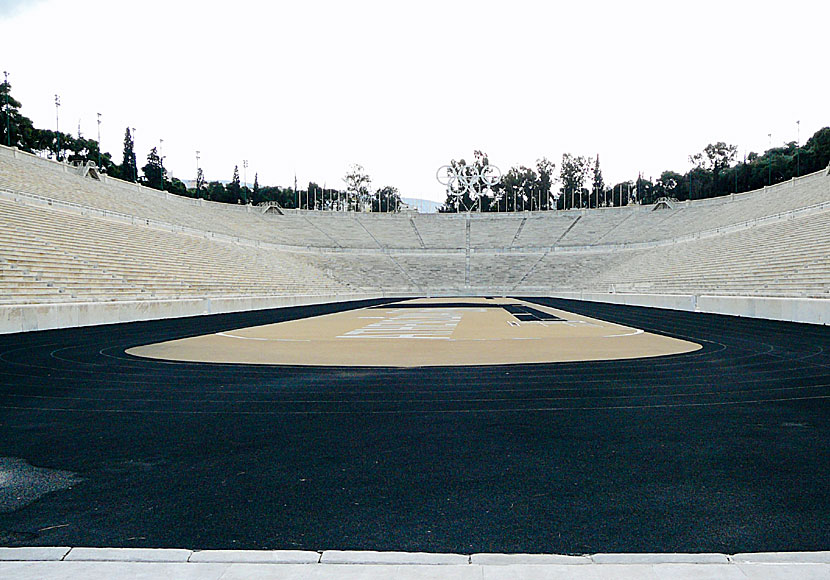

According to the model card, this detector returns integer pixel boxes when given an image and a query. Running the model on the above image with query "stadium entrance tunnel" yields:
[126,297,701,367]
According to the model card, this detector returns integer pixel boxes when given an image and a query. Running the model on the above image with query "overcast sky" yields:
[1,0,827,202]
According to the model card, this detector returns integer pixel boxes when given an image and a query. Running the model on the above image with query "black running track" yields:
[0,297,828,554]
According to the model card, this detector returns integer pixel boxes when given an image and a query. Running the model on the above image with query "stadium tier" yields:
[1,144,829,331]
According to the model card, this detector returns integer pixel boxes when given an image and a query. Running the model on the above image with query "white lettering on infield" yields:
[339,308,479,339]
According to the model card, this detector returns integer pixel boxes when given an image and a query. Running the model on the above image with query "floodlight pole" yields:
[3,71,9,147]
[54,94,61,161]
[796,120,800,177]
[242,159,248,203]
[768,133,772,185]
[131,127,137,182]
[195,150,201,198]
[96,113,101,168]
[159,138,165,190]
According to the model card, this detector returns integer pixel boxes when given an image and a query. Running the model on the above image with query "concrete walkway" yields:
[1,548,828,579]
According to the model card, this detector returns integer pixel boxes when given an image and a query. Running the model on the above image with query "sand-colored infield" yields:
[127,298,701,367]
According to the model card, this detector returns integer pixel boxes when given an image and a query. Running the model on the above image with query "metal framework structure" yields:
[436,163,501,211]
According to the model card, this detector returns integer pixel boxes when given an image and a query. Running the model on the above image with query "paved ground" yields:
[0,297,828,554]
[2,548,829,579]
[128,297,700,366]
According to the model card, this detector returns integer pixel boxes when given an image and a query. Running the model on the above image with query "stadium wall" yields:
[3,288,826,335]
[0,293,385,335]
[546,291,830,325]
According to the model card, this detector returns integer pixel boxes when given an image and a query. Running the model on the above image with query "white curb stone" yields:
[189,549,320,564]
[5,546,830,578]
[471,553,591,565]
[0,547,71,561]
[592,552,730,564]
[651,563,747,579]
[320,550,469,565]
[64,547,192,562]
[731,551,830,563]
[735,563,830,580]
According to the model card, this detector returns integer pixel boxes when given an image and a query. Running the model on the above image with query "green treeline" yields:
[3,79,828,212]
[440,131,830,212]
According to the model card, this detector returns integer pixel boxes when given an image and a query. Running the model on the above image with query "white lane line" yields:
[342,335,452,340]
[603,328,644,338]
[216,332,310,342]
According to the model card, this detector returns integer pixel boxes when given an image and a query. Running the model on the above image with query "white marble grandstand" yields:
[1,144,828,330]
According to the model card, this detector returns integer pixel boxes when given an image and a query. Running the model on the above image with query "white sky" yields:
[1,0,828,202]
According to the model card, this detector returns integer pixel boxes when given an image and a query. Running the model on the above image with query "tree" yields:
[64,135,115,173]
[141,147,166,190]
[536,157,556,210]
[227,165,242,203]
[0,77,37,150]
[307,181,323,209]
[167,177,187,196]
[250,173,261,204]
[803,127,830,173]
[559,153,590,209]
[494,165,535,212]
[440,150,497,212]
[194,167,205,198]
[635,174,656,205]
[51,129,76,162]
[374,185,401,212]
[689,142,737,196]
[205,181,228,202]
[655,170,684,201]
[343,164,371,211]
[118,127,138,182]
[258,185,296,208]
[609,181,632,207]
[689,142,738,173]
[452,156,554,213]
[591,155,605,208]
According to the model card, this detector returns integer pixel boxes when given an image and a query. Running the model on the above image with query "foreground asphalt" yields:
[0,297,828,555]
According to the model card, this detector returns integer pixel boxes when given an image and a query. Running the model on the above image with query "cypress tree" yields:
[120,127,137,182]
[252,173,260,204]
[228,165,242,203]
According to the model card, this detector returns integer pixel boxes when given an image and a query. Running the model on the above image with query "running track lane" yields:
[0,297,827,553]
